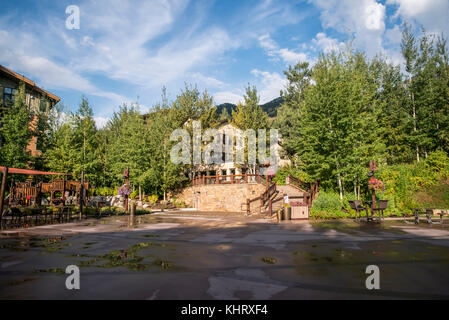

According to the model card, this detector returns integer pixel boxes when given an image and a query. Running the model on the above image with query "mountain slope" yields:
[216,97,284,118]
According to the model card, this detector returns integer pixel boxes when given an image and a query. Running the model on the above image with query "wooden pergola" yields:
[0,166,87,218]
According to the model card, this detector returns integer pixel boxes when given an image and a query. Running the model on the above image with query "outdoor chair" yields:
[372,200,389,221]
[349,200,369,221]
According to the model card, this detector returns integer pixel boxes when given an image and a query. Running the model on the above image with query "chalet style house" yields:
[0,65,60,156]
[194,120,291,179]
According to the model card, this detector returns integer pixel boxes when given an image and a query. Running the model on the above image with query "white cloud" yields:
[251,69,287,104]
[312,32,346,54]
[189,73,226,90]
[259,33,308,65]
[387,0,449,34]
[384,25,402,45]
[94,116,109,129]
[0,0,238,114]
[310,0,386,56]
[0,26,130,107]
[278,49,308,65]
[213,91,243,105]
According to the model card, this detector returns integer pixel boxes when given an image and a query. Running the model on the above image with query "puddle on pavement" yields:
[290,240,449,280]
[7,277,36,286]
[0,236,72,253]
[66,241,177,272]
[311,220,409,235]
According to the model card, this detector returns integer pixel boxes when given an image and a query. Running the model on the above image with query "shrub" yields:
[172,198,186,208]
[130,190,139,200]
[147,195,158,205]
[272,165,312,186]
[378,151,449,212]
[96,187,117,196]
[310,191,351,219]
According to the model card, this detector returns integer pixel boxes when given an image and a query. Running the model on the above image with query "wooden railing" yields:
[246,181,277,215]
[41,180,89,193]
[286,175,319,208]
[192,173,269,186]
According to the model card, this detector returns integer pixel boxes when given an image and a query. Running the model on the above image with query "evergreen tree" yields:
[232,84,269,130]
[218,107,230,121]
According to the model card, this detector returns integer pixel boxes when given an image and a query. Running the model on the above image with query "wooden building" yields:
[0,65,60,157]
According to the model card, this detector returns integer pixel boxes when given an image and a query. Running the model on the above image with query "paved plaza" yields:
[1,211,449,299]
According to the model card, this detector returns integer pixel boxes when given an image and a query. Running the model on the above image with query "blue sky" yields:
[1,0,448,127]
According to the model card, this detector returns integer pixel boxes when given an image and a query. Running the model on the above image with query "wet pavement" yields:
[1,212,449,299]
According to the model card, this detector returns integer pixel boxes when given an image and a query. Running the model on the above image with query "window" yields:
[36,116,47,151]
[3,87,16,106]
[39,99,47,113]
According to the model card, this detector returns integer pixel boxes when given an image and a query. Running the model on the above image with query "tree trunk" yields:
[354,182,357,199]
[410,76,420,162]
[357,183,360,200]
[337,172,343,201]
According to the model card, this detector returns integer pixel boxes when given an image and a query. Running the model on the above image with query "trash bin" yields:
[285,207,292,220]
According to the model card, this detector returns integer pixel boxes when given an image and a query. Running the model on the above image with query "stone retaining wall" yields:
[178,183,266,212]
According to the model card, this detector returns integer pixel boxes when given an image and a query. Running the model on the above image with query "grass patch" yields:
[261,257,277,264]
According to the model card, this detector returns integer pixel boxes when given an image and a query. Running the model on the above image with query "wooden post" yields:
[245,172,247,184]
[125,167,129,213]
[79,172,84,220]
[231,173,234,184]
[129,201,135,227]
[246,198,250,215]
[216,174,219,184]
[139,185,142,202]
[269,198,272,216]
[62,177,66,205]
[265,175,268,190]
[0,166,8,219]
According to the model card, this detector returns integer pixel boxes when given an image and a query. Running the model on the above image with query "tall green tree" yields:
[401,24,449,160]
[0,81,32,168]
[232,84,269,131]
[232,84,270,174]
[276,50,383,199]
[71,97,101,184]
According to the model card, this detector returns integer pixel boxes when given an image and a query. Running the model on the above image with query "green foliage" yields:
[310,191,351,219]
[45,97,101,184]
[172,198,186,208]
[232,84,269,131]
[218,106,230,121]
[272,165,311,185]
[147,195,158,204]
[378,150,449,212]
[95,187,117,196]
[0,81,32,168]
[276,26,449,200]
[130,190,138,200]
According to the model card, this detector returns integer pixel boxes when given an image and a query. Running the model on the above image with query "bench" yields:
[403,208,448,224]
